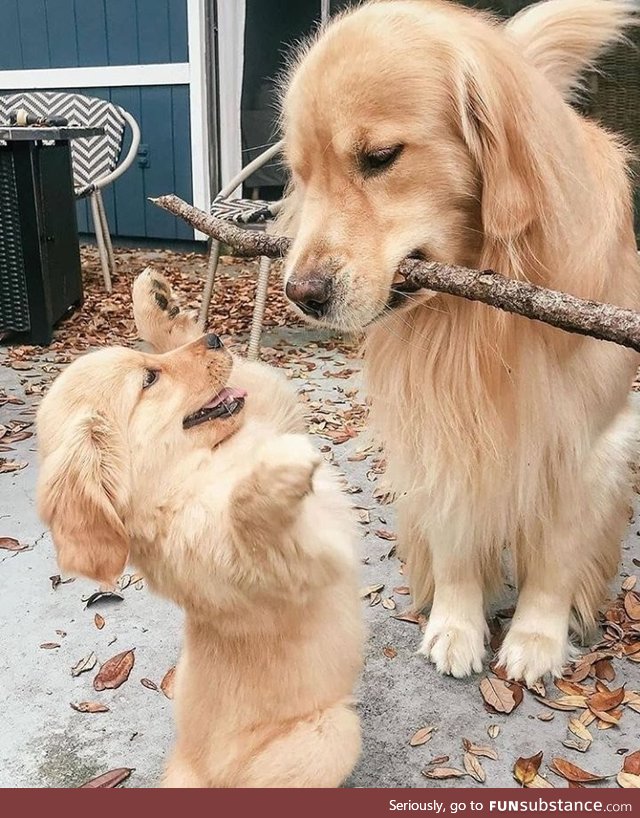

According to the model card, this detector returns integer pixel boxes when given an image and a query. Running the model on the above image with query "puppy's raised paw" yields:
[257,434,322,502]
[132,268,197,352]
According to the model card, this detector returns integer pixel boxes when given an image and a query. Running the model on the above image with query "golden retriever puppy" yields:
[37,271,363,787]
[280,0,640,684]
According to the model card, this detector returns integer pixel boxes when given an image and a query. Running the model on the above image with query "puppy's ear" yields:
[37,412,130,586]
[456,57,542,241]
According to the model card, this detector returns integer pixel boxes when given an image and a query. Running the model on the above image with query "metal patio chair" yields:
[200,140,284,361]
[0,91,141,293]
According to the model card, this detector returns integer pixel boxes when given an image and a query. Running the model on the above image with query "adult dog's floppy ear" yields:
[37,412,130,586]
[455,54,544,242]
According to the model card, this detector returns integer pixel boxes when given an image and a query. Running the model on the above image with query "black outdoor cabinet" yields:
[0,129,95,345]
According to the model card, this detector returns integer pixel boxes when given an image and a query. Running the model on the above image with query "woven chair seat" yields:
[210,197,279,227]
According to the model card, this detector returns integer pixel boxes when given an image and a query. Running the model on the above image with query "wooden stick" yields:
[151,194,640,354]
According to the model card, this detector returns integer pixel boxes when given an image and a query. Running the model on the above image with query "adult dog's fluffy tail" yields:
[505,0,638,97]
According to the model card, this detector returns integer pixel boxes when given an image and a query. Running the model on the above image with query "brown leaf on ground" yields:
[593,659,616,682]
[513,752,543,786]
[587,684,625,714]
[464,753,486,783]
[71,652,97,677]
[93,649,135,691]
[0,536,27,551]
[624,592,640,621]
[422,767,466,780]
[550,758,607,783]
[392,610,423,625]
[622,576,637,592]
[160,666,176,699]
[94,613,105,630]
[528,775,555,789]
[409,726,434,747]
[141,678,158,691]
[79,768,133,788]
[488,725,500,738]
[623,750,640,775]
[40,642,60,650]
[383,646,397,659]
[70,701,110,713]
[618,772,640,788]
[480,677,522,714]
[463,739,498,760]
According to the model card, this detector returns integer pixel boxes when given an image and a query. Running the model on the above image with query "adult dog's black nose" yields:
[285,276,332,319]
[204,333,223,349]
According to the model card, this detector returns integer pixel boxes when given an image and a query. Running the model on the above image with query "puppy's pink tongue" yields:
[205,387,247,409]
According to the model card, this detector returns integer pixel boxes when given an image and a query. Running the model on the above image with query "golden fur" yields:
[280,0,640,683]
[37,270,363,787]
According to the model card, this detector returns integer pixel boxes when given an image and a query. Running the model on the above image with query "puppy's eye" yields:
[142,369,160,390]
[359,144,404,177]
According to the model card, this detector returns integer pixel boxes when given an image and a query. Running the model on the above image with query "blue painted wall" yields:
[0,0,194,242]
[0,0,188,69]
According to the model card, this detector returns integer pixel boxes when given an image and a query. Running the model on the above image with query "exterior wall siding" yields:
[0,0,188,70]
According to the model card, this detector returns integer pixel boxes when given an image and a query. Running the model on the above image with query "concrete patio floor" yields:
[1,247,639,789]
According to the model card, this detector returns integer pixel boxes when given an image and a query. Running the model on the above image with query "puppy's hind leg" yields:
[132,267,201,352]
[241,703,361,788]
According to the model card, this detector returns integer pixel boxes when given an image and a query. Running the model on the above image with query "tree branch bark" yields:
[151,194,640,354]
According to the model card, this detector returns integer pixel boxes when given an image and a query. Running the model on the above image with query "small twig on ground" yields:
[151,194,640,354]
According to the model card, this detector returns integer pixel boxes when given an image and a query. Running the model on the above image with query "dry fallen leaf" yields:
[528,775,555,789]
[422,767,466,780]
[0,536,26,552]
[593,658,616,682]
[622,576,637,592]
[587,685,625,714]
[70,701,110,713]
[381,597,396,610]
[94,613,105,630]
[80,768,133,788]
[465,743,498,760]
[563,718,593,753]
[488,725,500,739]
[464,752,486,783]
[359,583,384,599]
[550,757,607,783]
[383,645,398,659]
[71,652,97,677]
[617,772,640,788]
[514,752,543,786]
[623,750,640,776]
[480,677,522,714]
[624,592,640,621]
[410,726,435,747]
[141,678,158,691]
[40,642,60,650]
[93,649,135,691]
[160,666,176,699]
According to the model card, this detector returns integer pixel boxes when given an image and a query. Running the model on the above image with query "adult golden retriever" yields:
[280,0,640,684]
[37,271,363,787]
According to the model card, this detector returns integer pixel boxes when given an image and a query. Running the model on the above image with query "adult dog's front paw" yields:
[419,616,486,678]
[132,267,185,346]
[258,435,321,503]
[497,627,567,686]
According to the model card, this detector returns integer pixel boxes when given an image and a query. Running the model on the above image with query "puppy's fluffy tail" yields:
[505,0,638,97]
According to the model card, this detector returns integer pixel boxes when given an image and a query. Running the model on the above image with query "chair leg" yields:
[90,193,112,292]
[199,240,221,330]
[96,189,115,274]
[247,256,271,361]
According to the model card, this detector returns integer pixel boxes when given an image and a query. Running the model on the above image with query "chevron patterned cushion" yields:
[210,198,278,226]
[0,91,126,197]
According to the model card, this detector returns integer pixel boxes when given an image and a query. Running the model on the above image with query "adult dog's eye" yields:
[359,144,404,177]
[142,369,160,389]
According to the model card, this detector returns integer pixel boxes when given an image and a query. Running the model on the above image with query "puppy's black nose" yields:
[285,276,332,320]
[204,333,223,349]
